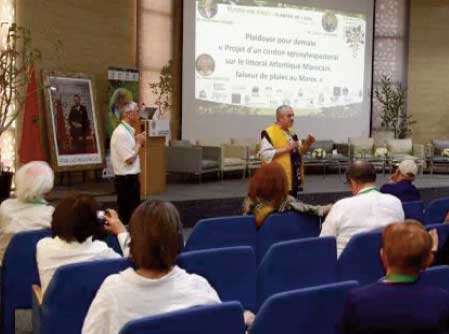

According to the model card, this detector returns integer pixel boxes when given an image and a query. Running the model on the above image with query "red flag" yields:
[19,65,47,163]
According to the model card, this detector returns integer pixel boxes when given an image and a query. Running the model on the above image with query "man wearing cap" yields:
[380,160,420,203]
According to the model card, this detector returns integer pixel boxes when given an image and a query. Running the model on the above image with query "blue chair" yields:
[177,246,257,312]
[183,216,257,252]
[256,211,321,263]
[403,201,425,224]
[1,229,51,334]
[32,258,131,334]
[337,230,384,286]
[120,301,245,334]
[427,223,449,251]
[424,198,449,225]
[257,237,337,309]
[250,281,359,334]
[420,265,449,291]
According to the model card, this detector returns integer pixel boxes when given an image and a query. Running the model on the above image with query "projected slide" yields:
[195,2,366,116]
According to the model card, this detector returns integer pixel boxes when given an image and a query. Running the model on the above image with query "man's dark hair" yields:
[346,160,376,184]
[74,94,80,98]
[51,194,101,243]
[129,200,182,271]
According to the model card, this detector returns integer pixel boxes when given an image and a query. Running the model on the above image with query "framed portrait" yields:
[43,72,105,172]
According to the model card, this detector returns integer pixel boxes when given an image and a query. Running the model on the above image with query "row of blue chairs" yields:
[122,264,449,334]
[32,251,449,334]
[184,211,321,263]
[403,197,449,225]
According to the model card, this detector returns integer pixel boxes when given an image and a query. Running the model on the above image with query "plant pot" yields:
[0,171,13,203]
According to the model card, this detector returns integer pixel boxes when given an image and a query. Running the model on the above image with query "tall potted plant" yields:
[374,75,415,139]
[149,59,175,119]
[0,23,41,200]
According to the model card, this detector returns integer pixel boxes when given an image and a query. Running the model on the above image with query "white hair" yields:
[15,161,54,202]
[276,105,292,121]
[120,101,138,119]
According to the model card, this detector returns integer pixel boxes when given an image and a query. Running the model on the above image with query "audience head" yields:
[15,161,54,202]
[275,105,294,130]
[129,200,182,272]
[391,160,418,182]
[346,160,377,195]
[51,194,102,243]
[120,101,139,122]
[110,88,132,109]
[248,162,288,207]
[381,220,433,276]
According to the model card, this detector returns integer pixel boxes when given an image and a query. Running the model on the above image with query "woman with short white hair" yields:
[0,161,55,262]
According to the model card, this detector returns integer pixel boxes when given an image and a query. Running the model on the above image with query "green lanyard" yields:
[384,274,417,283]
[30,199,47,205]
[121,122,134,137]
[358,187,377,195]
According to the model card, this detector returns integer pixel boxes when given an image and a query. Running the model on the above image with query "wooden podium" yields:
[139,120,166,196]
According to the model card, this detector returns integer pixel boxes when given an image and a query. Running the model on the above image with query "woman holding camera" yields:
[36,194,128,294]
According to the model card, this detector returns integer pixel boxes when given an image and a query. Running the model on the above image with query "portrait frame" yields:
[43,71,105,172]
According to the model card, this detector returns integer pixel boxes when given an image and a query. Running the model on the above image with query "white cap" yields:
[398,160,418,177]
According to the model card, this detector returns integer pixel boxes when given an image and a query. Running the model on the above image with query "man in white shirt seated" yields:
[320,161,404,257]
[110,101,146,224]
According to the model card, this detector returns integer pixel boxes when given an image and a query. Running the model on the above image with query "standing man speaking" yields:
[111,101,146,224]
[259,105,315,196]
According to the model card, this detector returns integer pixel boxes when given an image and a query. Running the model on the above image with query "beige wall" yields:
[408,0,449,143]
[15,0,137,161]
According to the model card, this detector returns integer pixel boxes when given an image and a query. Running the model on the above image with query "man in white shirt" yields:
[320,161,404,257]
[258,105,315,196]
[110,101,146,224]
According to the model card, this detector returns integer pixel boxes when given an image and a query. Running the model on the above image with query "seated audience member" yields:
[242,162,331,228]
[380,159,420,202]
[82,200,255,334]
[340,221,449,334]
[320,161,404,256]
[36,194,129,294]
[0,161,55,263]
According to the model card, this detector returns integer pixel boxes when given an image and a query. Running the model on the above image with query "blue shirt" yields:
[380,180,421,203]
[339,280,449,334]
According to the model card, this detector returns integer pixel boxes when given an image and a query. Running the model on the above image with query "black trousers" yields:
[114,174,141,224]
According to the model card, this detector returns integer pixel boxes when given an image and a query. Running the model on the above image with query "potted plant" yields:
[0,23,41,200]
[149,59,175,119]
[374,75,415,139]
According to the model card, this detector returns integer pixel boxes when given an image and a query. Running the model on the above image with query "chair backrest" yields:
[1,229,51,334]
[120,301,245,334]
[256,211,321,264]
[403,201,426,224]
[420,266,449,291]
[40,258,131,334]
[183,216,257,252]
[424,198,449,225]
[426,223,449,251]
[250,280,359,334]
[337,230,385,285]
[177,246,256,312]
[257,237,337,309]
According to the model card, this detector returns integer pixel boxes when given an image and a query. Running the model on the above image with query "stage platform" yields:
[48,172,449,227]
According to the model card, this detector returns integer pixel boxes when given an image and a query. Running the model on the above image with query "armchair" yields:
[231,138,262,176]
[386,138,425,174]
[348,137,387,174]
[221,144,247,179]
[428,139,449,174]
[166,140,221,182]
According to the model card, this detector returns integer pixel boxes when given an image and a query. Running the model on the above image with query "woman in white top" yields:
[83,200,224,334]
[36,194,129,294]
[0,161,55,263]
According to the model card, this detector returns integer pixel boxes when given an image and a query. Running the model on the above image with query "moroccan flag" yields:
[19,65,47,163]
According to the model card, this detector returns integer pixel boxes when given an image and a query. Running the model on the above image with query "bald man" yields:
[320,161,404,256]
[340,221,449,334]
[258,105,315,196]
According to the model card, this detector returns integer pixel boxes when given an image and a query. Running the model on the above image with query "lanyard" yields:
[31,199,47,205]
[384,274,417,283]
[358,187,377,195]
[121,121,134,137]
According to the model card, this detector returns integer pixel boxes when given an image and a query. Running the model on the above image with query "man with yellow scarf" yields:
[259,105,315,197]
